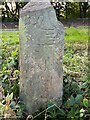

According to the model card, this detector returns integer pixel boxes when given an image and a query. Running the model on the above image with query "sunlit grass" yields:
[65,27,88,44]
[0,32,19,45]
[0,26,89,119]
[0,26,88,45]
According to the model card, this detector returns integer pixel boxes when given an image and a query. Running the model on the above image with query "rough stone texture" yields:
[19,0,64,114]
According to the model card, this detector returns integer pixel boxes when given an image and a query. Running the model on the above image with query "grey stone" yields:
[19,0,64,114]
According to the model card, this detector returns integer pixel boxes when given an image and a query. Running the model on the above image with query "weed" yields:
[0,27,90,119]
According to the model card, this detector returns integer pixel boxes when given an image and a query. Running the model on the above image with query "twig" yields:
[33,104,55,119]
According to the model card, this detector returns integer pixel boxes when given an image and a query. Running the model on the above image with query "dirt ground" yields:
[1,18,90,29]
[1,22,18,29]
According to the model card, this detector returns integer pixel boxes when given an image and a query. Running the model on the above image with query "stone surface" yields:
[19,0,64,114]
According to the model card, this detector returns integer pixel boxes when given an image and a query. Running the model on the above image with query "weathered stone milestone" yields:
[19,0,64,114]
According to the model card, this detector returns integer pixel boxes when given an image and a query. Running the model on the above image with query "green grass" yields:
[0,26,89,119]
[65,27,88,44]
[0,32,19,45]
[0,26,88,45]
[64,27,88,81]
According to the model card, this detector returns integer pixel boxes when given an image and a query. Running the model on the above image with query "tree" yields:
[79,2,90,18]
[51,2,65,20]
[65,2,80,19]
[1,2,27,22]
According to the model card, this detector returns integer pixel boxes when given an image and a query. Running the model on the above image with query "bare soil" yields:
[1,18,90,29]
[1,22,18,29]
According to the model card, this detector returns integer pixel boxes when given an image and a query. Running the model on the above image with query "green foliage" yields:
[83,98,89,108]
[0,32,25,118]
[2,2,28,22]
[0,27,90,119]
[1,2,90,22]
[65,3,80,19]
[1,45,19,96]
[0,92,23,118]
